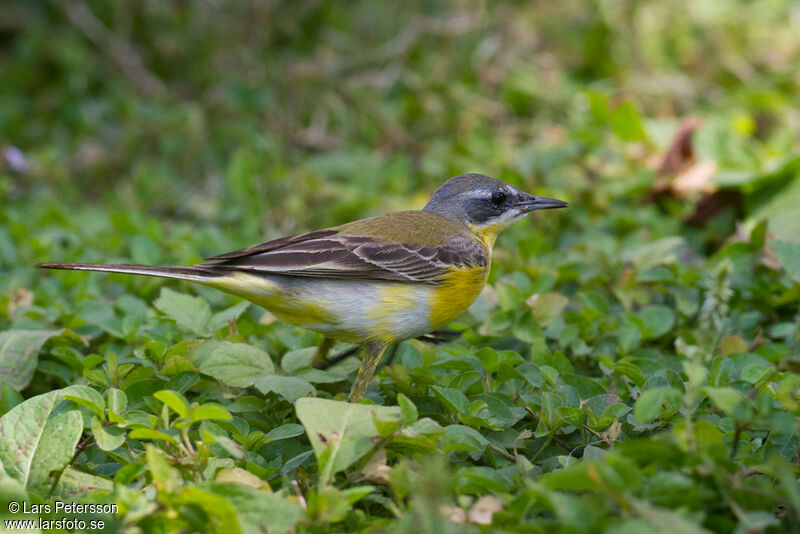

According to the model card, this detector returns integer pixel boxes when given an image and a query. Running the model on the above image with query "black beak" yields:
[516,194,568,212]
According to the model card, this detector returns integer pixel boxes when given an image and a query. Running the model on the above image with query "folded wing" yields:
[203,231,486,283]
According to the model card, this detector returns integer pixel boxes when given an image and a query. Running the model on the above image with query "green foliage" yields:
[1,0,800,532]
[296,398,402,486]
[0,391,83,496]
[773,241,800,281]
[0,329,65,389]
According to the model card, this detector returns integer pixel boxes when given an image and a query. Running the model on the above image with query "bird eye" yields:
[490,189,507,206]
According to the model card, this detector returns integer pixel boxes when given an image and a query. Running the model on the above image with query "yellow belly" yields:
[203,266,488,344]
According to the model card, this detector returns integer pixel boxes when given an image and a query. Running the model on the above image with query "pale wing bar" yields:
[204,234,486,283]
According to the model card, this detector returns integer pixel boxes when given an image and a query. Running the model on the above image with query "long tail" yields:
[36,262,222,282]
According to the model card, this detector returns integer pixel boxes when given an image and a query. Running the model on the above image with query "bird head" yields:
[423,173,567,243]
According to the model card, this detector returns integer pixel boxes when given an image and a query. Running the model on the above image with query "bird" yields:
[38,173,567,402]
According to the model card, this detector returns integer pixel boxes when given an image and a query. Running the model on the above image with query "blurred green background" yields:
[2,2,800,532]
[2,0,798,245]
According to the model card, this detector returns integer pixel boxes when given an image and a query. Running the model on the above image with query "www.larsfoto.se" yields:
[4,518,106,530]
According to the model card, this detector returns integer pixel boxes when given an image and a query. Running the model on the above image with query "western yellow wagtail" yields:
[39,173,566,402]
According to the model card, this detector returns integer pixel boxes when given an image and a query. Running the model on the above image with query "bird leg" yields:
[311,337,335,369]
[322,329,461,401]
[348,342,387,403]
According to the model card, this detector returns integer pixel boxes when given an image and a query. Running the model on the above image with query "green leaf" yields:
[432,386,470,415]
[341,485,376,504]
[207,301,251,333]
[440,424,489,455]
[750,171,800,242]
[611,101,648,142]
[77,300,123,338]
[154,287,212,335]
[587,90,611,122]
[517,362,544,389]
[52,467,113,499]
[189,341,274,388]
[130,234,161,264]
[0,382,23,417]
[543,462,597,491]
[202,427,244,459]
[772,455,800,518]
[772,240,800,281]
[154,390,190,418]
[282,450,314,474]
[683,361,708,389]
[0,329,63,390]
[557,406,585,427]
[215,466,264,488]
[0,461,27,503]
[91,415,126,451]
[629,498,712,534]
[704,387,746,417]
[254,375,315,401]
[295,397,402,484]
[174,486,243,533]
[264,423,305,442]
[62,384,106,420]
[146,444,181,493]
[634,387,675,424]
[203,483,304,534]
[107,387,128,422]
[397,393,418,424]
[0,391,82,496]
[130,428,179,444]
[626,237,686,272]
[638,305,675,339]
[529,292,569,326]
[740,364,772,385]
[618,322,642,354]
[395,418,445,451]
[720,335,749,356]
[191,403,233,422]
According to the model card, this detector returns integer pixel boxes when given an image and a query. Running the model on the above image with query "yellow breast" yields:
[428,265,489,330]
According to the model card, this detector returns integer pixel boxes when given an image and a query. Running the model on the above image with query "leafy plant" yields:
[1,1,799,532]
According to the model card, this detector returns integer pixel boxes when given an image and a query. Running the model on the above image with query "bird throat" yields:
[470,223,499,251]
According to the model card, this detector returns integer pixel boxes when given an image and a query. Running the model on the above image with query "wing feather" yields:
[204,232,486,283]
[205,229,340,260]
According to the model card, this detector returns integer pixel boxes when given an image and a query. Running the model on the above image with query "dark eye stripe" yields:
[464,197,503,224]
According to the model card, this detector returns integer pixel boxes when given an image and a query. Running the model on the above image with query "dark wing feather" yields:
[204,233,486,283]
[205,229,339,260]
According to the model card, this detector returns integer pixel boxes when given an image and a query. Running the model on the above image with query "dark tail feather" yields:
[36,262,221,282]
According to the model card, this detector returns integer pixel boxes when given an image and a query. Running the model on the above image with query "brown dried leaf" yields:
[440,505,467,523]
[8,288,34,315]
[259,310,277,325]
[467,495,503,525]
[658,117,705,176]
[360,448,392,484]
[672,161,717,196]
[761,239,783,270]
